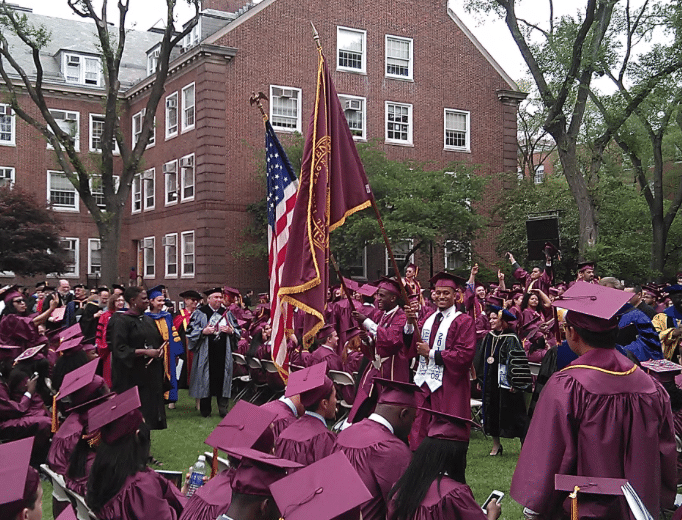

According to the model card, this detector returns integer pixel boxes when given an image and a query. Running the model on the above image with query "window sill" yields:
[181,273,195,279]
[444,146,471,154]
[384,140,414,148]
[181,197,195,203]
[51,206,80,213]
[336,68,367,75]
[165,274,178,279]
[165,132,178,141]
[385,75,414,82]
[271,126,301,134]
[0,141,16,147]
[165,200,179,207]
[181,125,195,135]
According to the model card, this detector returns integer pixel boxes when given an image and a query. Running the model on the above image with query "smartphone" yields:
[30,372,39,381]
[482,490,504,513]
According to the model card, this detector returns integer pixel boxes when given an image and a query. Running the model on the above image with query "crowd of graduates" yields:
[4,245,682,519]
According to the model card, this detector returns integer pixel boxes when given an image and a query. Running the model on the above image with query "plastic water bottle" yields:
[186,455,206,497]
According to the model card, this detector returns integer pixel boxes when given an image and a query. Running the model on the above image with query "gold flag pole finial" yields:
[249,91,268,123]
[310,21,321,50]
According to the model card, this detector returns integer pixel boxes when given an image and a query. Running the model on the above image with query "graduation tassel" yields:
[51,393,59,433]
[569,485,580,520]
[211,447,219,479]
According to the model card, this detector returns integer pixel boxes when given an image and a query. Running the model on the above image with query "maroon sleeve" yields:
[0,383,32,420]
[513,266,530,285]
[437,314,476,373]
[375,309,408,358]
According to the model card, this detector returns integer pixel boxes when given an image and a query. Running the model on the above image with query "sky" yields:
[23,0,532,81]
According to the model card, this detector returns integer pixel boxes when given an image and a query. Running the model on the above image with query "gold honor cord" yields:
[569,485,580,520]
[560,364,638,376]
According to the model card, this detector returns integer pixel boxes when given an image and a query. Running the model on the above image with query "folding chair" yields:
[64,486,97,520]
[245,356,269,403]
[328,369,356,430]
[204,450,231,474]
[261,358,285,401]
[40,464,71,514]
[470,398,484,431]
[231,352,252,402]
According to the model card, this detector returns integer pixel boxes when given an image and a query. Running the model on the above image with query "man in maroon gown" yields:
[260,394,303,440]
[508,251,554,294]
[511,282,677,519]
[333,378,417,520]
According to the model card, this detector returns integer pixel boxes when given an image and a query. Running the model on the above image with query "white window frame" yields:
[60,237,79,277]
[165,92,178,139]
[269,85,302,133]
[181,231,195,278]
[132,173,142,214]
[147,45,160,76]
[47,109,80,152]
[142,168,155,211]
[0,104,16,146]
[385,101,413,145]
[142,236,155,279]
[444,240,470,271]
[385,35,413,80]
[63,53,102,87]
[88,238,102,275]
[0,166,15,188]
[180,153,195,202]
[132,109,155,148]
[336,27,366,74]
[47,171,79,212]
[89,114,119,154]
[89,175,119,209]
[163,160,178,206]
[385,240,414,276]
[163,233,178,278]
[443,108,470,152]
[181,83,195,133]
[338,94,366,141]
[182,20,200,51]
[534,164,545,184]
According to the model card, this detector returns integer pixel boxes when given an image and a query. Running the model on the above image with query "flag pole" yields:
[249,91,269,123]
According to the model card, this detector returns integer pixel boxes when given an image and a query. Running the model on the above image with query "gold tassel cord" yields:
[51,392,59,433]
[569,485,580,520]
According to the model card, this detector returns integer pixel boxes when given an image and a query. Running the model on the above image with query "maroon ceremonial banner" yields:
[278,46,372,348]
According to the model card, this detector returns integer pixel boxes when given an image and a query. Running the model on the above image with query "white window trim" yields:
[60,237,79,278]
[385,35,414,81]
[336,26,367,74]
[163,159,178,206]
[164,233,178,279]
[181,230,195,278]
[443,108,471,153]
[89,175,119,209]
[338,94,366,141]
[143,236,155,279]
[62,53,102,87]
[269,85,302,134]
[88,238,102,275]
[47,170,79,212]
[385,240,414,276]
[444,240,470,271]
[165,92,179,140]
[88,114,119,154]
[132,109,155,149]
[385,101,413,146]
[181,83,195,133]
[0,104,16,146]
[180,153,195,202]
[147,45,161,77]
[143,168,155,211]
[47,109,80,152]
[132,173,142,214]
[0,166,15,188]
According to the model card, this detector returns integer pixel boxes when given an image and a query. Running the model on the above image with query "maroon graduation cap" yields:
[422,407,480,443]
[429,272,466,290]
[58,324,83,342]
[552,281,632,333]
[204,400,277,454]
[88,386,143,444]
[226,446,301,496]
[315,324,336,341]
[372,377,420,408]
[0,437,38,519]
[55,504,78,520]
[285,361,333,408]
[356,284,378,298]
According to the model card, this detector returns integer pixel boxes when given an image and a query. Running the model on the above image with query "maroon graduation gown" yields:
[47,412,85,475]
[178,468,235,520]
[510,348,676,519]
[387,476,488,520]
[95,467,187,520]
[274,412,336,466]
[334,418,411,520]
[260,397,298,439]
[513,263,553,294]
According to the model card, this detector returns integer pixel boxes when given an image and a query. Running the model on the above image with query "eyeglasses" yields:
[12,299,24,304]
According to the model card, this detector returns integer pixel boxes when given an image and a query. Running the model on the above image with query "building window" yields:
[63,53,101,86]
[48,109,80,151]
[0,104,15,146]
[444,240,469,270]
[147,45,160,76]
[142,237,155,278]
[0,167,15,188]
[338,95,366,140]
[165,92,178,138]
[163,233,178,278]
[385,102,412,145]
[48,171,78,211]
[142,168,155,210]
[534,164,545,184]
[163,160,178,205]
[337,27,366,73]
[181,231,195,277]
[88,239,102,275]
[182,83,195,132]
[444,109,470,152]
[385,240,414,277]
[182,21,200,51]
[180,154,195,201]
[385,35,413,80]
[89,175,119,209]
[132,110,155,148]
[60,238,79,276]
[132,173,141,214]
[89,114,118,153]
[270,85,301,132]
[347,245,367,280]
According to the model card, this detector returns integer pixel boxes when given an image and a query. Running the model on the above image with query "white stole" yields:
[414,307,460,392]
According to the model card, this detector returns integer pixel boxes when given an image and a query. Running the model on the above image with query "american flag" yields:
[265,120,298,379]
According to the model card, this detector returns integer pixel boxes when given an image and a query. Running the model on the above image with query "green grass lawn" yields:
[42,389,524,519]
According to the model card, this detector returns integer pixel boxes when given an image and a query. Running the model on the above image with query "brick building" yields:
[0,0,523,299]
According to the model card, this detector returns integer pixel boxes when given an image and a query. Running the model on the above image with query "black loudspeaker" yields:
[526,217,560,260]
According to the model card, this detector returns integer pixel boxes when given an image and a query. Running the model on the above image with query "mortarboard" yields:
[315,324,336,341]
[56,336,87,354]
[88,386,143,444]
[406,263,418,274]
[376,277,401,296]
[0,437,39,519]
[544,242,560,257]
[204,287,223,297]
[640,359,682,384]
[373,377,419,408]
[59,324,83,342]
[223,286,240,297]
[285,362,334,408]
[73,284,85,290]
[226,446,302,496]
[485,295,504,307]
[35,281,47,288]
[96,286,109,293]
[577,261,595,272]
[341,278,360,292]
[55,504,78,520]
[429,272,466,290]
[344,326,363,343]
[3,290,23,305]
[13,345,45,363]
[552,281,632,333]
[488,304,517,322]
[422,407,479,442]
[269,451,372,520]
[555,474,628,495]
[204,400,277,454]
[147,285,165,300]
[58,358,99,402]
[179,290,202,300]
[112,284,125,292]
[356,284,378,297]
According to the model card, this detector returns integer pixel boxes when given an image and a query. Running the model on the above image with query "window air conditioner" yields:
[180,156,193,168]
[345,99,362,111]
[162,236,176,247]
[162,162,176,174]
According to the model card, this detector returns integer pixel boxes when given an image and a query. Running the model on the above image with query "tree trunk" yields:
[97,215,123,288]
[651,212,666,278]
